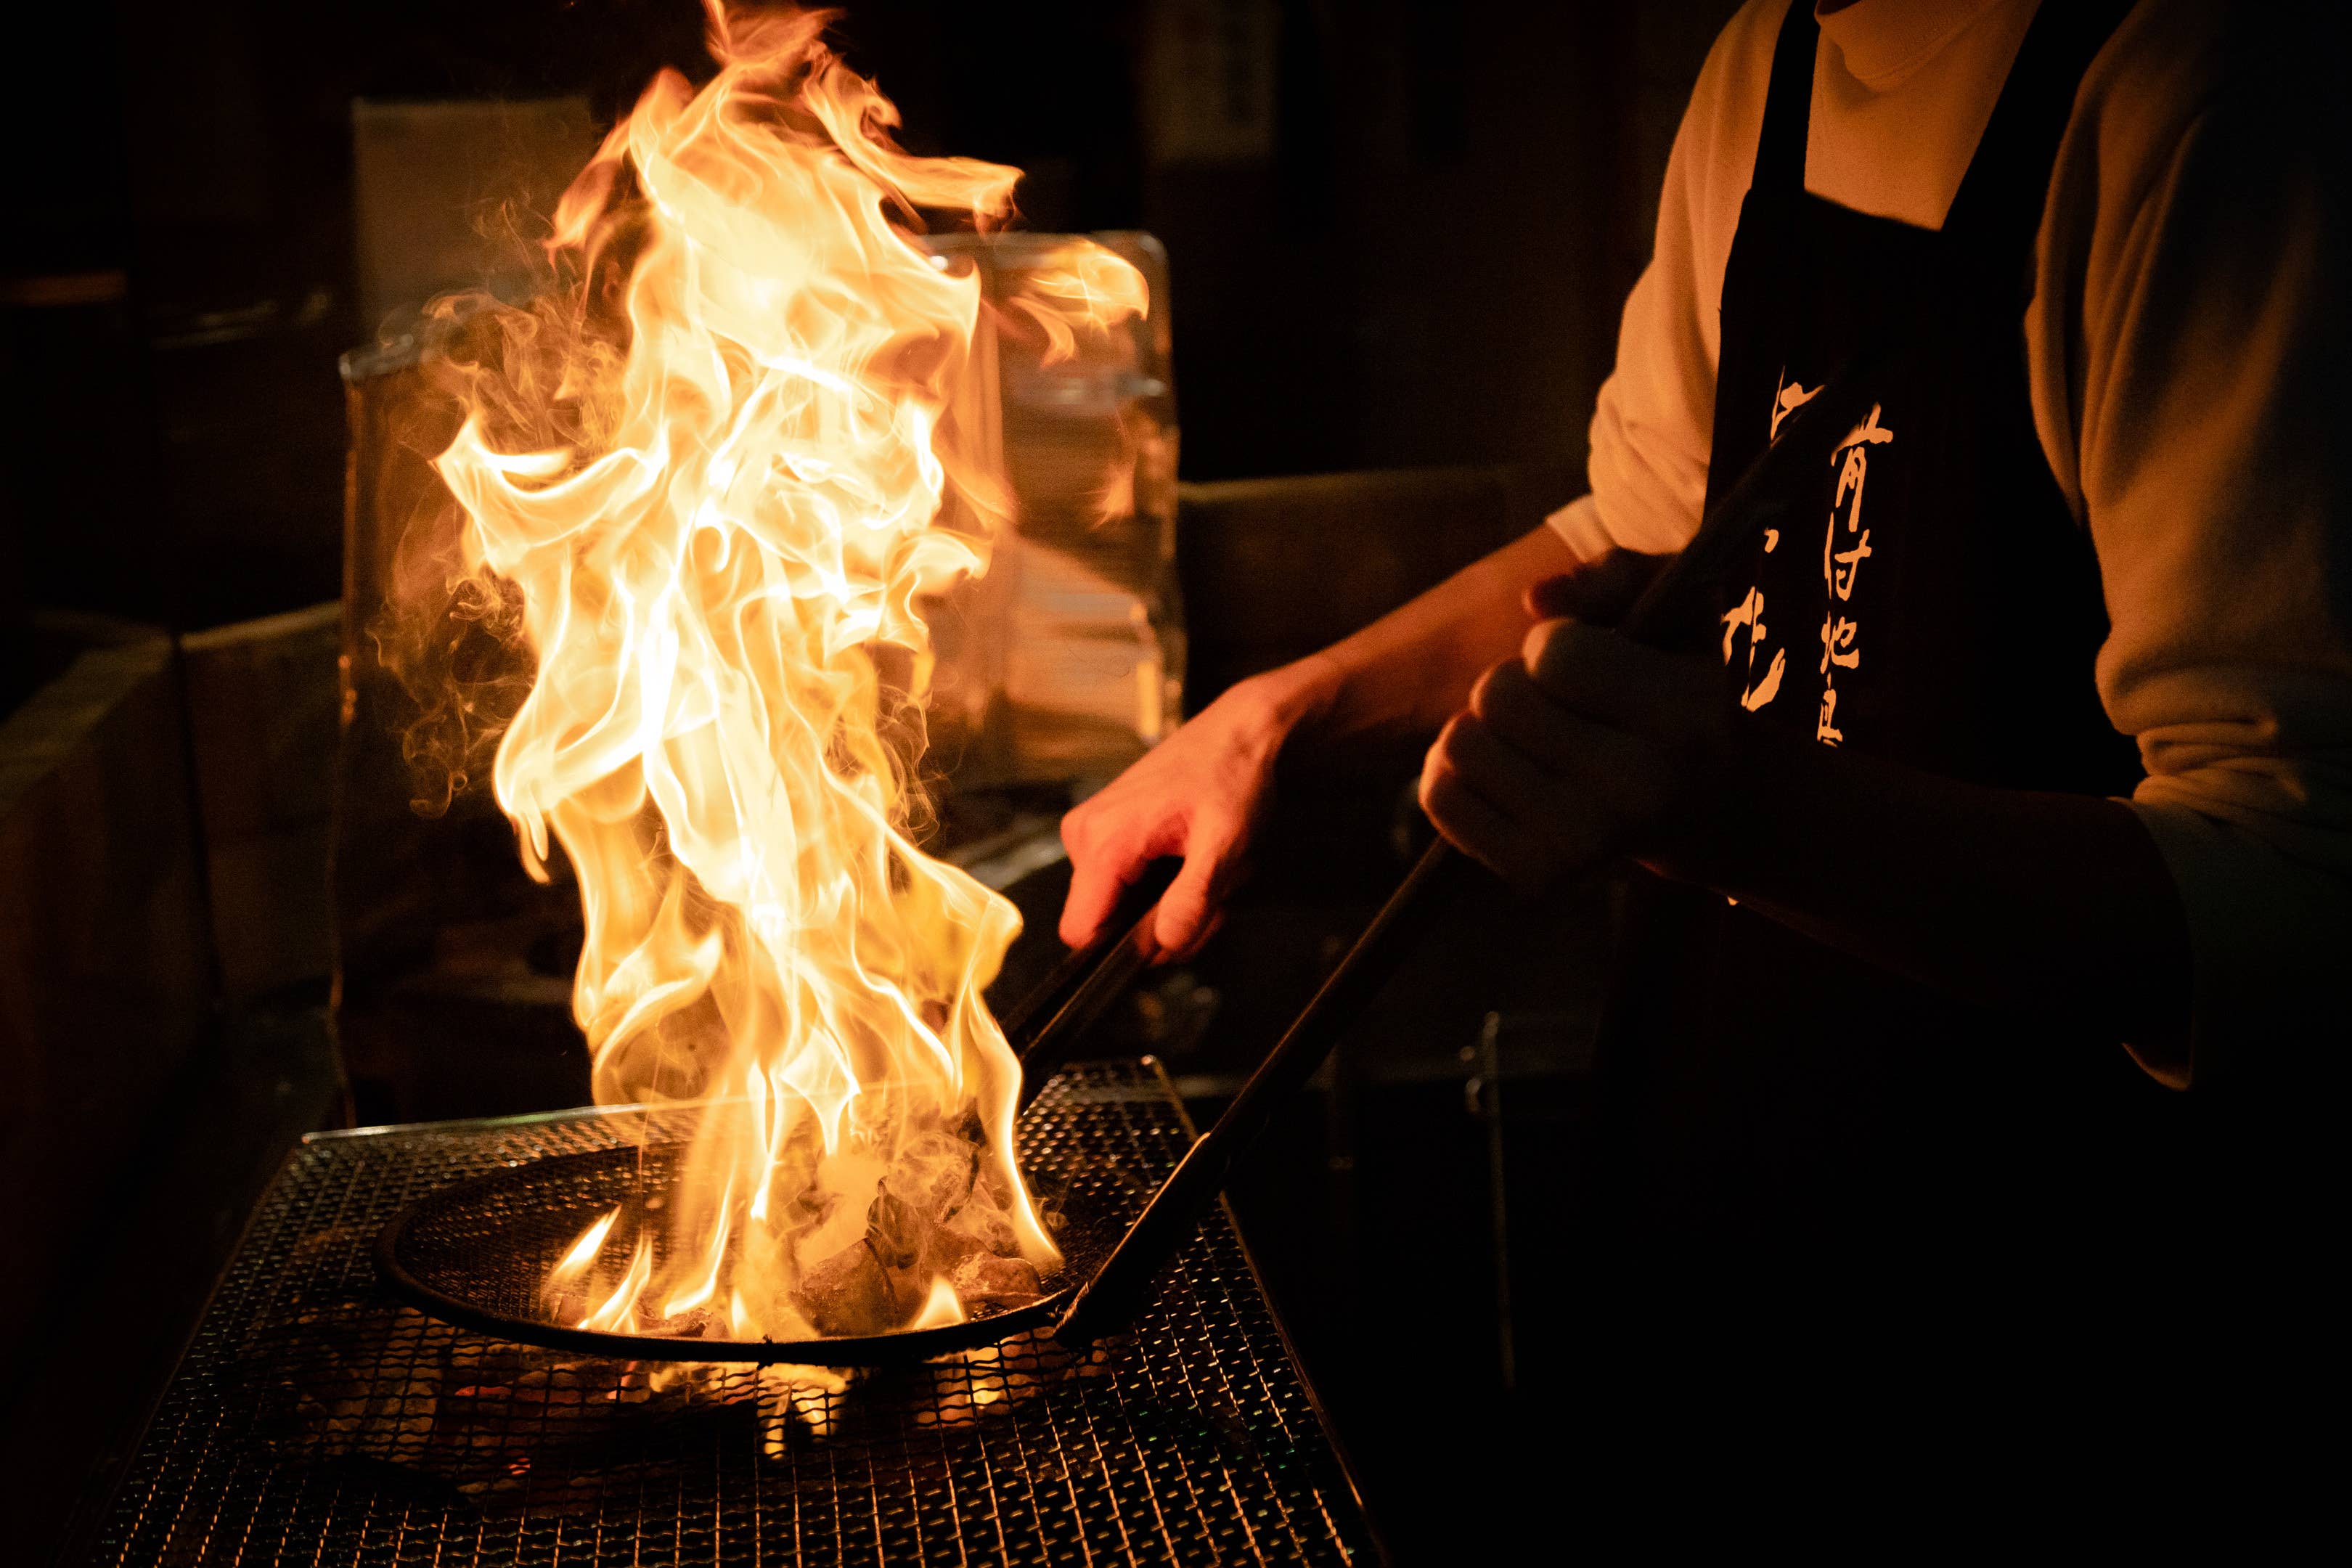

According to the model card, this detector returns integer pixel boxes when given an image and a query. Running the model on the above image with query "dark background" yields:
[2,0,1734,642]
[0,2,1743,1562]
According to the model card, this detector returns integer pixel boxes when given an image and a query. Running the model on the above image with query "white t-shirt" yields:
[1551,0,2350,1077]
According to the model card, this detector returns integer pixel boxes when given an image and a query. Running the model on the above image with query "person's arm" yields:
[1055,0,1769,960]
[1286,524,1588,748]
[1424,595,2195,1079]
[1424,7,2352,1091]
[2030,4,2352,1085]
[1728,741,2192,1077]
[1058,523,1580,955]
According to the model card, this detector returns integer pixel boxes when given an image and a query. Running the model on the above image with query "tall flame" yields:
[427,2,1146,1339]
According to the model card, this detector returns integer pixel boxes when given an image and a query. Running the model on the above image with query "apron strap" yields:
[1752,0,1821,196]
[1942,0,2137,284]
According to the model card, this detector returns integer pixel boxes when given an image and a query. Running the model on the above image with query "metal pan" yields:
[372,862,1178,1365]
[374,1133,1133,1365]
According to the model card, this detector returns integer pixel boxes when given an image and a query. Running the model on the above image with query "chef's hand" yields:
[1059,669,1318,958]
[1419,554,1747,896]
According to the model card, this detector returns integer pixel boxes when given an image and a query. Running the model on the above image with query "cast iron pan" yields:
[375,1133,1130,1365]
[373,864,1177,1365]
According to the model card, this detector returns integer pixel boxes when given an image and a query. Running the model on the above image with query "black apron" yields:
[1591,0,2203,1308]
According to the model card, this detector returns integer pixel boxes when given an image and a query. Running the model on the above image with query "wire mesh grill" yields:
[91,1058,1375,1567]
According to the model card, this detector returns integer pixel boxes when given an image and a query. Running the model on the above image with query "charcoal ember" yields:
[864,1187,926,1272]
[788,1119,1044,1335]
[951,1251,1042,1307]
[974,1157,1020,1212]
[918,1221,990,1280]
[797,1239,894,1336]
[637,1305,722,1339]
[913,1193,1030,1292]
[873,1184,984,1287]
[870,1182,988,1317]
[891,1131,982,1222]
[944,1199,1020,1259]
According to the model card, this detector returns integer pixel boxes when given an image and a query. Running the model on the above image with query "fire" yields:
[426,2,1146,1339]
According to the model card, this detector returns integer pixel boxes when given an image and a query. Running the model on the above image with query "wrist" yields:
[1236,653,1346,753]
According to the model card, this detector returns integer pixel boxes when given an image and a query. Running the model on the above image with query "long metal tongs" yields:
[1040,361,1885,1345]
[1000,859,1178,1108]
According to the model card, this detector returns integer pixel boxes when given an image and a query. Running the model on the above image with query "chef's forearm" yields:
[1270,524,1583,755]
[1699,730,2195,1081]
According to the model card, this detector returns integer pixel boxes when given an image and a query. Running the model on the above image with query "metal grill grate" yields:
[91,1058,1376,1566]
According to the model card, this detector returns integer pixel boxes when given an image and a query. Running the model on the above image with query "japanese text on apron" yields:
[1591,0,2179,1278]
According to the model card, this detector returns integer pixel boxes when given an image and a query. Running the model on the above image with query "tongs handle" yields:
[1053,836,1476,1344]
[1005,857,1179,1108]
[1051,357,1885,1347]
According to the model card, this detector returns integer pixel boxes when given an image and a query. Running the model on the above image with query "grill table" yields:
[93,1059,1378,1566]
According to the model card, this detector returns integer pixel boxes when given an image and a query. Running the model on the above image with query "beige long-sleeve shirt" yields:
[1551,0,2351,1080]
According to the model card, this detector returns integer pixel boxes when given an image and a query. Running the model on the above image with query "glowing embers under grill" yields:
[94,1060,1374,1567]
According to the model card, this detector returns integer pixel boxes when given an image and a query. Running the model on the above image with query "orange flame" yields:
[428,2,1145,1339]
